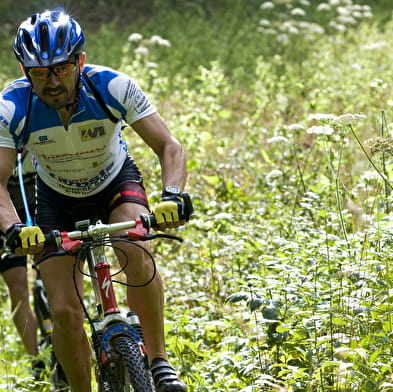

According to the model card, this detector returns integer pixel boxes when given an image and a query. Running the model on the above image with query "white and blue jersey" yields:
[0,64,156,197]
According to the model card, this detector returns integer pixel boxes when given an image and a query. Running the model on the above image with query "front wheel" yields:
[98,334,153,392]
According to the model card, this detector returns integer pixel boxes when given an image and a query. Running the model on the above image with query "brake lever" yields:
[142,233,183,242]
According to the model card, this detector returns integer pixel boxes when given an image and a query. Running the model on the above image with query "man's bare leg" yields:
[3,266,39,355]
[40,255,92,392]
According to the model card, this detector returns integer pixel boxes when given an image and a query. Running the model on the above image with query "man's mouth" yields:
[45,89,65,97]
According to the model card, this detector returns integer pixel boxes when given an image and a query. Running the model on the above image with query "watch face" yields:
[165,185,181,195]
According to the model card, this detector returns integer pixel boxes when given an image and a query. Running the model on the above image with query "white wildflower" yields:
[329,0,340,5]
[128,33,143,42]
[306,23,325,35]
[259,19,271,27]
[329,21,346,32]
[158,39,171,47]
[277,33,289,43]
[215,212,234,220]
[307,125,334,135]
[370,78,387,89]
[337,15,357,25]
[331,113,367,127]
[266,169,283,180]
[258,27,276,35]
[291,8,306,16]
[276,94,289,108]
[304,191,319,200]
[317,3,330,11]
[261,1,274,10]
[337,6,350,16]
[362,41,387,50]
[150,35,163,43]
[146,62,158,68]
[281,21,299,34]
[362,5,372,18]
[150,36,172,47]
[352,11,362,19]
[286,123,305,131]
[299,0,310,6]
[134,46,149,56]
[307,113,337,123]
[267,136,289,144]
[351,63,361,71]
[360,170,381,182]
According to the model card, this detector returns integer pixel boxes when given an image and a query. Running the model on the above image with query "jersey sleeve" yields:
[0,79,31,151]
[0,97,18,149]
[107,73,156,125]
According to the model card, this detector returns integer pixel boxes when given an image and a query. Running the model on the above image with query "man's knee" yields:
[5,281,29,306]
[51,303,85,328]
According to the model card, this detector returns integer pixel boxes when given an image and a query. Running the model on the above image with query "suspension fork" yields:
[87,245,119,319]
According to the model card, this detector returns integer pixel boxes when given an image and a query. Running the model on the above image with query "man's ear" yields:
[78,52,86,73]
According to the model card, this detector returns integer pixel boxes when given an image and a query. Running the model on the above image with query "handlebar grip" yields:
[44,230,62,250]
[140,214,157,230]
[180,192,194,222]
[140,193,194,230]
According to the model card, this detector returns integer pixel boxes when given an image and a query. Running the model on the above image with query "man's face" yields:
[24,53,85,110]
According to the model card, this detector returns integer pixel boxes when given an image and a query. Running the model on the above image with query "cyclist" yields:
[0,151,39,359]
[0,9,188,392]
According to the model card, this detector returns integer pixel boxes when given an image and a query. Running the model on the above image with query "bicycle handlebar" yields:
[1,192,194,260]
[43,192,194,253]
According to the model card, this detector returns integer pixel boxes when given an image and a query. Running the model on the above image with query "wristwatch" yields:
[163,185,181,197]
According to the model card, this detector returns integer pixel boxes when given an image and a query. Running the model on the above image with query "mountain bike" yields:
[33,193,193,391]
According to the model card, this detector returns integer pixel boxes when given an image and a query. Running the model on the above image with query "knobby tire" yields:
[98,334,153,392]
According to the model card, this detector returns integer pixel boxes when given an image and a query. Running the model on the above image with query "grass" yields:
[2,0,393,391]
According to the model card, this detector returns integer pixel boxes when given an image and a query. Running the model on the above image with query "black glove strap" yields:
[5,222,25,252]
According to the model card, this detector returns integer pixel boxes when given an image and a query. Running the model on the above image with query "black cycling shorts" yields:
[36,156,150,232]
[0,255,27,272]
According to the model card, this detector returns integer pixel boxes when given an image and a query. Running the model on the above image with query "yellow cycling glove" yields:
[154,199,181,225]
[5,223,45,252]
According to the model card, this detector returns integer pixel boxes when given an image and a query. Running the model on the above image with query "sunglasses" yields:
[27,60,78,80]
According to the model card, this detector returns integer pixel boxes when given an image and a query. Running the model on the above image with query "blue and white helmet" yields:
[13,10,85,67]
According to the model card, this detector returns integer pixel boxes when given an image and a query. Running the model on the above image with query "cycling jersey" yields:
[0,64,156,197]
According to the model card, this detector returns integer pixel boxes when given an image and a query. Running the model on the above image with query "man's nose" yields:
[47,70,61,84]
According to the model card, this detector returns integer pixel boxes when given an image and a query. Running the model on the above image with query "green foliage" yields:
[4,0,393,391]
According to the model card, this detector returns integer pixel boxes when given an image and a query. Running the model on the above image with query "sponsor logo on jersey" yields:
[80,125,106,141]
[32,135,56,146]
[48,161,114,194]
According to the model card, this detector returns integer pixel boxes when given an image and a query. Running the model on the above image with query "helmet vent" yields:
[57,26,66,50]
[30,14,38,25]
[22,31,34,54]
[39,23,49,54]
